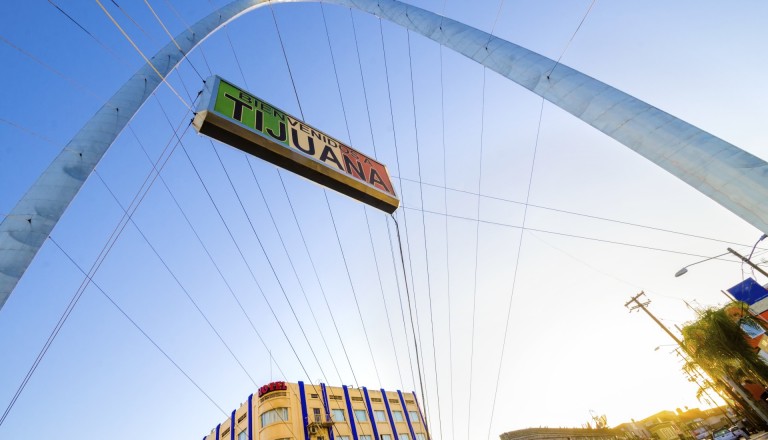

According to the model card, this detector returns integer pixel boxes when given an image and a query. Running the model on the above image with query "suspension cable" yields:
[142,0,205,81]
[348,7,405,388]
[438,0,456,437]
[377,15,421,398]
[390,214,429,426]
[48,237,228,416]
[269,1,387,390]
[245,157,345,385]
[404,25,442,438]
[0,97,194,428]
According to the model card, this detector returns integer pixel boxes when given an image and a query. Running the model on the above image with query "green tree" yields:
[681,303,768,384]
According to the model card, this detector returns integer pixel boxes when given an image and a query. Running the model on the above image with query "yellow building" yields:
[202,381,431,440]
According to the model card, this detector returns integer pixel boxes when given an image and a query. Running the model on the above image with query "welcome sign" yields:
[192,76,399,213]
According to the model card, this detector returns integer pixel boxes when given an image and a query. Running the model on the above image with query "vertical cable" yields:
[404,25,442,438]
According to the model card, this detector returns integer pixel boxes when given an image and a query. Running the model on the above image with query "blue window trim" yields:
[216,423,221,440]
[343,385,359,440]
[362,387,380,440]
[381,389,399,439]
[247,394,253,440]
[397,390,417,440]
[299,381,310,440]
[411,392,430,440]
[231,410,236,440]
[322,383,335,440]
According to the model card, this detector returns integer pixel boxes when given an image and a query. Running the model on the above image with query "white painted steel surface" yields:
[3,0,768,311]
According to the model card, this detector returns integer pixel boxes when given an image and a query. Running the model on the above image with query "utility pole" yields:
[625,292,683,346]
[727,248,768,279]
[626,291,768,425]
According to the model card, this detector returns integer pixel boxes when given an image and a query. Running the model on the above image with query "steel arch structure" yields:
[2,0,768,311]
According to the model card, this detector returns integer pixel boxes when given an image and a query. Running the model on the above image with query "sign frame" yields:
[192,76,399,213]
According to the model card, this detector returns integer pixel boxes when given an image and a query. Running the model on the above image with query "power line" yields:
[401,204,743,261]
[526,231,700,303]
[392,175,759,249]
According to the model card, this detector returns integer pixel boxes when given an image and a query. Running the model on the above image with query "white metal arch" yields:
[2,0,768,311]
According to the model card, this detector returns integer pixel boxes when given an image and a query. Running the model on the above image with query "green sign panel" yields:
[193,76,399,213]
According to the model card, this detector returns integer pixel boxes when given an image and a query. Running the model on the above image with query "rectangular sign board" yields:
[192,76,399,213]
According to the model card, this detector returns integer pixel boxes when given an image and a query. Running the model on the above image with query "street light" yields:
[675,251,731,277]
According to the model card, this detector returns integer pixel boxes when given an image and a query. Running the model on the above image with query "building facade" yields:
[499,427,623,440]
[202,381,430,440]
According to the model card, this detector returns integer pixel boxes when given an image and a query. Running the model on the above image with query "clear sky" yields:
[1,0,768,439]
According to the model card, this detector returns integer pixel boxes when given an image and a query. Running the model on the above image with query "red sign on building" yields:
[258,381,288,397]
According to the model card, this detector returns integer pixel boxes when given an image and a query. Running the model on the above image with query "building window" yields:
[392,410,404,422]
[332,409,346,422]
[354,409,368,422]
[260,408,289,427]
[374,410,386,422]
[399,434,410,440]
[381,435,392,440]
[237,429,247,440]
[408,411,419,422]
[415,434,426,440]
[337,437,350,440]
[360,436,373,440]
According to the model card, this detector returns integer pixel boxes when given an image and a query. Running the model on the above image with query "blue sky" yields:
[2,1,768,439]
